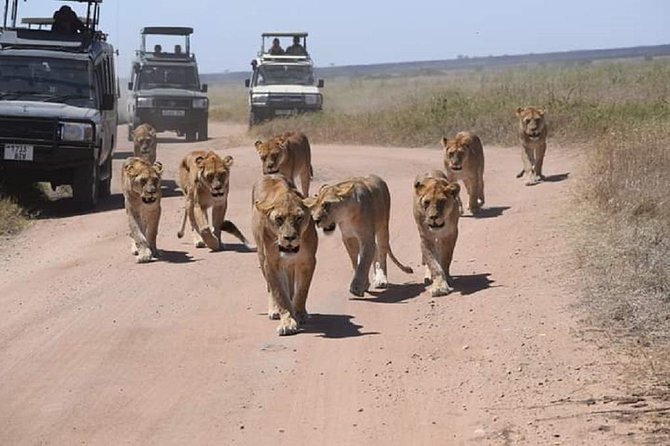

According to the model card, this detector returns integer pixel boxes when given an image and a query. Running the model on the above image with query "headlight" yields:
[192,98,209,109]
[136,97,153,108]
[251,94,269,105]
[305,94,322,106]
[60,122,93,142]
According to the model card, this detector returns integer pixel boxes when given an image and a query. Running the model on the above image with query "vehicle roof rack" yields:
[262,32,308,38]
[3,0,104,38]
[141,26,193,36]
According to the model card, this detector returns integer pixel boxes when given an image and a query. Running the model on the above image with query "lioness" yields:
[413,170,461,296]
[177,150,248,250]
[132,123,158,164]
[516,106,548,185]
[122,157,163,263]
[252,174,318,336]
[441,131,485,214]
[304,174,413,297]
[254,131,313,196]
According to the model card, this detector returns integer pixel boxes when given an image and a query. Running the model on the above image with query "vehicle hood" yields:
[0,101,100,121]
[135,88,207,98]
[251,85,321,95]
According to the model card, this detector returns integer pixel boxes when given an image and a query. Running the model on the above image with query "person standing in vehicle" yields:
[285,35,307,56]
[269,38,284,55]
[51,5,86,35]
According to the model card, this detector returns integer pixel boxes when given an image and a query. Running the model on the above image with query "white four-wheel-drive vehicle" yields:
[245,32,324,126]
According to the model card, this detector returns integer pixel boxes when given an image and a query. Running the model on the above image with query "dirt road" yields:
[0,122,646,444]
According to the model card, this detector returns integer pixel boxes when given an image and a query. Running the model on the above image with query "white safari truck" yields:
[245,32,324,126]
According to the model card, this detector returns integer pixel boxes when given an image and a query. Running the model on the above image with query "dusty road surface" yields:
[0,122,650,444]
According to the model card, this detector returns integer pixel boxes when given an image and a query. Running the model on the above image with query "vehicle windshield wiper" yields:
[43,94,91,103]
[0,91,47,100]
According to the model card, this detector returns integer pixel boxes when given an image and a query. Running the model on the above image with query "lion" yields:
[304,174,413,297]
[177,150,248,251]
[252,174,318,336]
[254,131,313,196]
[132,123,158,164]
[441,131,485,214]
[413,170,462,296]
[516,106,548,185]
[121,157,163,263]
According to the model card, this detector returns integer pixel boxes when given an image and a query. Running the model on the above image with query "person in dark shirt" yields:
[269,38,284,55]
[51,5,86,35]
[285,36,307,56]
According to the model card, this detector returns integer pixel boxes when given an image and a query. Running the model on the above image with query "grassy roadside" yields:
[0,197,29,236]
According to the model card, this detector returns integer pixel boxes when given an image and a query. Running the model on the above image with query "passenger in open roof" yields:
[174,44,183,55]
[154,44,162,55]
[269,38,284,55]
[51,5,86,35]
[285,36,306,56]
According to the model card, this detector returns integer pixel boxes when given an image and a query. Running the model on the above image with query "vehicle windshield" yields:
[256,65,314,86]
[0,56,94,107]
[138,65,199,90]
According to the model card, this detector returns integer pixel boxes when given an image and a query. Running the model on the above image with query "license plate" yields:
[4,144,34,161]
[275,109,295,116]
[162,109,185,117]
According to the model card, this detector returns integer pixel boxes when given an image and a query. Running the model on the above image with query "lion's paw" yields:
[268,310,281,320]
[349,279,368,297]
[194,240,206,248]
[431,284,452,297]
[136,249,153,264]
[277,317,299,336]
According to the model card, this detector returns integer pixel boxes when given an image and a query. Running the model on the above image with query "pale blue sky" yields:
[14,0,670,74]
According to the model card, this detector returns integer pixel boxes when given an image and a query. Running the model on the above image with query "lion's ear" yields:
[278,141,289,151]
[152,161,164,176]
[149,127,156,137]
[440,136,449,148]
[254,140,264,152]
[194,155,206,171]
[223,155,234,168]
[336,182,356,199]
[254,199,272,214]
[516,107,525,117]
[123,159,138,175]
[446,182,461,196]
[538,107,546,116]
[303,196,316,209]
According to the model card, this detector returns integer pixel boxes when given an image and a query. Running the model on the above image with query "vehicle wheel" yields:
[197,121,208,141]
[248,111,259,128]
[185,128,197,142]
[73,161,98,210]
[127,124,134,142]
[99,156,112,198]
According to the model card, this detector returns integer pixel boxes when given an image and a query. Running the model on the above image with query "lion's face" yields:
[133,125,157,157]
[414,177,460,231]
[255,138,287,174]
[441,134,473,171]
[195,152,233,198]
[125,159,163,204]
[303,183,355,234]
[256,195,310,256]
[517,107,546,140]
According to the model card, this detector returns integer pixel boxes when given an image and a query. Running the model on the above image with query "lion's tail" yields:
[388,246,413,274]
[220,220,250,246]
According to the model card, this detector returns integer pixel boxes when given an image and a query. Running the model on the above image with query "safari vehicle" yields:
[127,27,209,142]
[0,0,118,210]
[245,32,324,127]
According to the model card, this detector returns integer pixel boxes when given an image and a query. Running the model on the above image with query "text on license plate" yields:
[4,144,34,161]
[162,109,185,117]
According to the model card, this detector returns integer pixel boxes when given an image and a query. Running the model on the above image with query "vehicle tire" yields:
[185,128,197,142]
[73,160,98,210]
[98,156,112,198]
[127,124,134,142]
[197,121,208,141]
[248,111,259,128]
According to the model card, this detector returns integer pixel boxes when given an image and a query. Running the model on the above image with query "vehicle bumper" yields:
[134,108,208,132]
[0,140,96,183]
[251,105,322,117]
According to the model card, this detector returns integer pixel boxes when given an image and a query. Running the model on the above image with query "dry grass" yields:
[0,196,29,236]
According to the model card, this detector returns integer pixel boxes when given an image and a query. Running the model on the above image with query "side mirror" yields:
[244,79,250,88]
[127,81,133,90]
[101,94,115,111]
[317,79,324,88]
[201,83,208,93]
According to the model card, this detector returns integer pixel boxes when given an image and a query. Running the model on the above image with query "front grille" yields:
[268,94,304,105]
[0,117,58,142]
[154,98,191,108]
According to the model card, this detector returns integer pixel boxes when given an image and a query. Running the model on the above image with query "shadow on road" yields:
[543,172,570,183]
[454,273,494,296]
[159,249,197,264]
[302,313,380,339]
[468,206,511,219]
[356,282,426,304]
